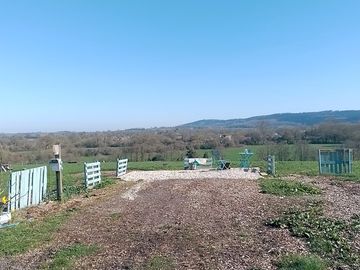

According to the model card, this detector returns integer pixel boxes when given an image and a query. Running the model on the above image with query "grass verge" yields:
[0,211,72,256]
[260,179,321,196]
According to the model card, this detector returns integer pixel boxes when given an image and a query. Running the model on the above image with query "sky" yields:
[0,0,359,132]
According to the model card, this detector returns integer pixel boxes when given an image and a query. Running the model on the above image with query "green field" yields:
[0,145,359,200]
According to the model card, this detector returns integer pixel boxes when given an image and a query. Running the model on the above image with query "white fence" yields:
[84,162,101,189]
[117,159,128,177]
[9,166,48,212]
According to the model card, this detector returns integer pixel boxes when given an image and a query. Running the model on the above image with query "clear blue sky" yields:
[1,0,359,132]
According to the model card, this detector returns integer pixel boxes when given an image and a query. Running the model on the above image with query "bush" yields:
[150,154,165,161]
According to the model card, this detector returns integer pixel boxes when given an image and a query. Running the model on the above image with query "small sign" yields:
[53,145,61,156]
[49,159,62,172]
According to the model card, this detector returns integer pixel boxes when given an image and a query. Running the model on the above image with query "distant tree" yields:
[185,147,197,158]
[294,141,312,161]
[150,154,165,161]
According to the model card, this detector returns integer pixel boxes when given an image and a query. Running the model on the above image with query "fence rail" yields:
[84,162,101,189]
[117,159,128,177]
[9,166,48,212]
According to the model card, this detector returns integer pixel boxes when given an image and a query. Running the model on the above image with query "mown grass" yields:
[44,244,99,270]
[128,161,182,171]
[1,153,359,201]
[1,160,359,202]
[267,203,360,268]
[0,211,72,256]
[275,161,319,176]
[260,179,321,196]
[216,144,339,162]
[277,254,327,270]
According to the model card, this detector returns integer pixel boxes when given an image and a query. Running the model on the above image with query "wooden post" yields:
[53,145,63,201]
[318,150,322,174]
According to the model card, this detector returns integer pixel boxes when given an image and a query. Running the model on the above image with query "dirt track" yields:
[1,174,359,269]
[7,178,308,270]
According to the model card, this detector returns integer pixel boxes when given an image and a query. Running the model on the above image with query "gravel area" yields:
[42,179,307,269]
[121,168,261,182]
[314,178,360,220]
[5,172,359,269]
[285,175,360,220]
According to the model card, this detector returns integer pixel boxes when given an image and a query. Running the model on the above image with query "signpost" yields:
[50,145,63,201]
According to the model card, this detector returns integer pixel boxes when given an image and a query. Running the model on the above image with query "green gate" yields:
[318,149,353,175]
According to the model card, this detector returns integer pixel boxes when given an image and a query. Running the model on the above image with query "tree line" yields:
[0,122,359,164]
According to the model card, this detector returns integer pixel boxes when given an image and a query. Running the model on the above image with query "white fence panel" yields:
[184,158,213,169]
[117,159,128,177]
[84,162,101,189]
[9,166,48,212]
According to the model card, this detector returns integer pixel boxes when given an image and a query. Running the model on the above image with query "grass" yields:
[275,161,319,176]
[109,212,122,220]
[1,150,359,202]
[94,177,115,189]
[44,244,99,270]
[128,161,182,171]
[146,255,175,270]
[267,203,360,268]
[277,254,327,270]
[214,144,339,162]
[260,178,321,196]
[2,159,359,198]
[0,211,72,256]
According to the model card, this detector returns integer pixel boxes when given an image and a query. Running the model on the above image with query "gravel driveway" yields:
[121,168,261,182]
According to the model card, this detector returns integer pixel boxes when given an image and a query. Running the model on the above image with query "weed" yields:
[260,179,321,196]
[110,212,122,220]
[94,177,115,189]
[267,204,360,268]
[350,214,360,232]
[45,244,98,270]
[146,255,175,270]
[277,254,327,270]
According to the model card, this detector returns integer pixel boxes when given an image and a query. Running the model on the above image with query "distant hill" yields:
[179,110,360,128]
